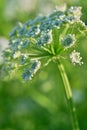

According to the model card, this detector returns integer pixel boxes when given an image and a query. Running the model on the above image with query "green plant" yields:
[2,6,87,130]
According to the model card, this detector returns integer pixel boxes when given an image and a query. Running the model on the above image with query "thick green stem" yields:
[57,59,80,130]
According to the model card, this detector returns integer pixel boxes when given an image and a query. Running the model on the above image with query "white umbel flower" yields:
[70,50,83,65]
[68,6,82,21]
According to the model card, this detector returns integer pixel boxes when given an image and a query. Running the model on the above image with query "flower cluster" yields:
[61,34,76,48]
[67,6,82,21]
[2,6,87,81]
[22,60,41,81]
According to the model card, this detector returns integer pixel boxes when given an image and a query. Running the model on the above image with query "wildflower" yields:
[2,6,87,81]
[30,60,41,74]
[70,50,83,65]
[61,34,76,48]
[20,54,29,65]
[22,60,41,81]
[37,31,52,46]
[22,70,32,80]
[67,6,82,21]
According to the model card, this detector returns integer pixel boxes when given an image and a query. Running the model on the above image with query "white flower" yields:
[70,50,83,65]
[68,6,82,21]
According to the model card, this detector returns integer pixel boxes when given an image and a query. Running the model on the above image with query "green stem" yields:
[57,59,80,130]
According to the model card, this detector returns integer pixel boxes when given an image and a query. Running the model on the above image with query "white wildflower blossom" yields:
[2,6,87,81]
[68,6,82,21]
[70,50,83,65]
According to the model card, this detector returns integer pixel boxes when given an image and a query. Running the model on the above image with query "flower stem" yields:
[57,59,80,130]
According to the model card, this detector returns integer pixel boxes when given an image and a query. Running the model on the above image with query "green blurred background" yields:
[0,0,87,130]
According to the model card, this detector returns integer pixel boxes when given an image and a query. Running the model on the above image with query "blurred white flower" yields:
[70,50,83,65]
[0,37,8,62]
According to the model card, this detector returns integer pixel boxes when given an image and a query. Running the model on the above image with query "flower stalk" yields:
[57,59,80,130]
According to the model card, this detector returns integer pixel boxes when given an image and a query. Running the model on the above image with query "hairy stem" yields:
[57,59,80,130]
